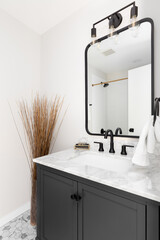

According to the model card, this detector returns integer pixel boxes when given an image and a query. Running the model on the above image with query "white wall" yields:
[0,9,41,219]
[41,0,160,152]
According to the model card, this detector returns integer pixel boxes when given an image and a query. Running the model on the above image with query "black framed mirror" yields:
[85,18,154,138]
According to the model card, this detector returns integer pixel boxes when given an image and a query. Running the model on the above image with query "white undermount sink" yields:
[68,152,132,173]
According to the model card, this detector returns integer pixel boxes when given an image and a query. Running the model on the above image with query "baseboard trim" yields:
[0,202,30,227]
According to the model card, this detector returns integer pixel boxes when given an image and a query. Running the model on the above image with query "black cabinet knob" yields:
[71,194,82,202]
[74,194,82,201]
[71,194,75,200]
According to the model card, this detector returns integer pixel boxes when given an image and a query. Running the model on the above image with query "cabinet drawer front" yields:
[37,169,77,240]
[78,183,145,240]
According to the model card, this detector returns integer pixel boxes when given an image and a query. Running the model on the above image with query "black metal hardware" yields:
[91,2,139,42]
[129,128,134,132]
[85,18,154,139]
[109,13,122,29]
[153,98,160,126]
[115,128,122,136]
[71,194,75,200]
[94,142,104,152]
[75,194,82,201]
[104,130,115,153]
[91,27,96,38]
[130,4,138,19]
[92,2,136,28]
[121,145,134,155]
[100,128,105,135]
[71,194,82,202]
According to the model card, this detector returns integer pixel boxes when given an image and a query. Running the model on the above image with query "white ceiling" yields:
[0,0,90,34]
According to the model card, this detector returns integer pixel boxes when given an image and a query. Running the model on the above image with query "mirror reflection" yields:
[87,21,152,136]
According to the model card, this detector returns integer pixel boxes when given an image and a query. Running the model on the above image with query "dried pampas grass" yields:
[19,95,63,161]
[12,94,65,226]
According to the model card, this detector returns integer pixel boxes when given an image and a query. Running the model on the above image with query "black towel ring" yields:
[153,98,160,126]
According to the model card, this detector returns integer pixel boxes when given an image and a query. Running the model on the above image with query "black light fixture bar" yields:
[92,1,136,28]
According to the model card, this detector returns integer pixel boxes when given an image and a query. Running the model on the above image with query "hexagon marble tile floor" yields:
[0,210,36,240]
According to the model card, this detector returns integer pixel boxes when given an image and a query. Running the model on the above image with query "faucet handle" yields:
[94,142,104,152]
[100,128,105,135]
[121,145,134,155]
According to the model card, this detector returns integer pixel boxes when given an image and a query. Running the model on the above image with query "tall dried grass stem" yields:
[8,102,31,173]
[9,94,64,226]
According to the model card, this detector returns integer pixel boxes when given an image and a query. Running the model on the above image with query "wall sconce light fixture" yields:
[130,4,138,27]
[91,1,138,44]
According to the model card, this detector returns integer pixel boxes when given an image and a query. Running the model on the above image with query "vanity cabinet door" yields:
[78,183,146,240]
[37,168,78,240]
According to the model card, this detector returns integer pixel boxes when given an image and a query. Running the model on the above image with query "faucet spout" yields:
[104,129,115,153]
[115,127,122,136]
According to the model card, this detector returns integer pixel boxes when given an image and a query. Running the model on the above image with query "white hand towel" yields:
[155,116,160,142]
[132,118,151,166]
[147,116,156,154]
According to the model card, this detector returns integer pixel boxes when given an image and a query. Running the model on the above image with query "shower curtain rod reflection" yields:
[92,77,128,87]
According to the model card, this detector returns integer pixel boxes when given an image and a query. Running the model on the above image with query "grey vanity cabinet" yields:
[78,183,145,240]
[36,169,78,240]
[36,165,159,240]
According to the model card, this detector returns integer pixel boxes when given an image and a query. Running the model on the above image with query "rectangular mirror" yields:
[85,18,154,138]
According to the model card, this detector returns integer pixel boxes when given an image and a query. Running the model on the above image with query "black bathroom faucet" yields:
[104,129,115,153]
[115,127,122,136]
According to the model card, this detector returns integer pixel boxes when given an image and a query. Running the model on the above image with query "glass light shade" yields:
[91,36,97,45]
[130,16,140,38]
[109,25,115,38]
[131,15,138,28]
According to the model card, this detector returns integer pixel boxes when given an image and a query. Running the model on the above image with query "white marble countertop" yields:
[34,148,160,203]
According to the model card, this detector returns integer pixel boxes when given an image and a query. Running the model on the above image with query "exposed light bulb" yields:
[97,41,102,51]
[130,15,138,28]
[130,26,139,38]
[91,36,97,45]
[109,25,115,38]
[130,4,139,37]
[110,33,119,45]
[129,16,140,38]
